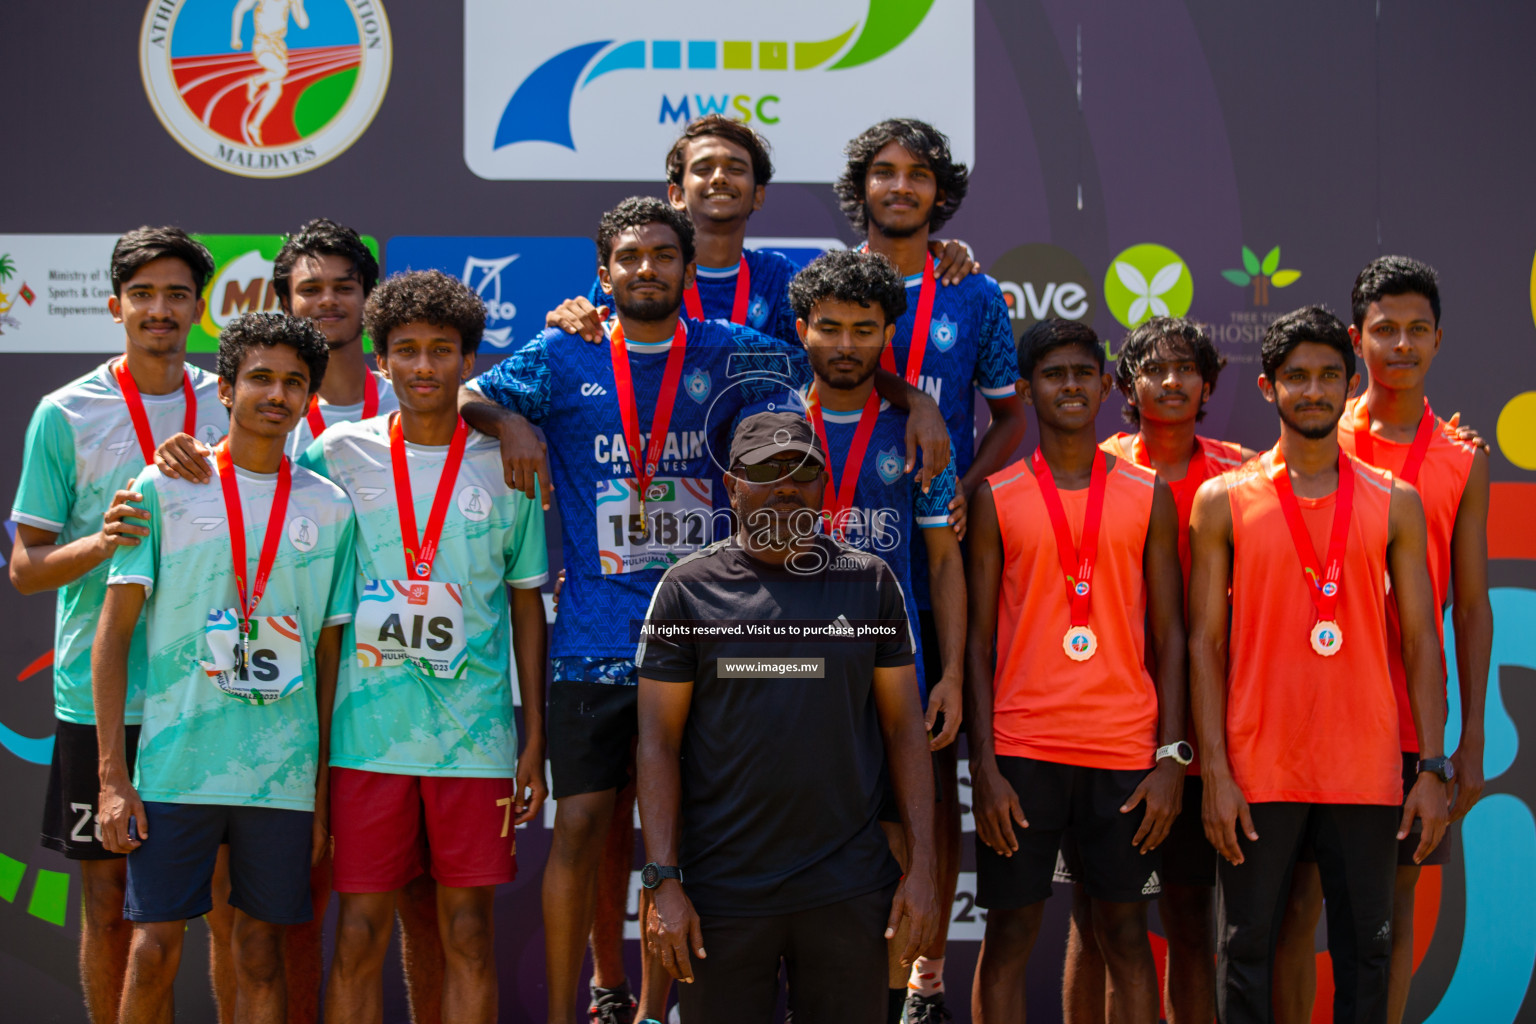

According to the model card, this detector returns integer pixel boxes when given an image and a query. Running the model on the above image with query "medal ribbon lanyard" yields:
[1033,448,1107,629]
[114,357,197,464]
[306,372,380,440]
[1269,448,1354,627]
[682,257,751,324]
[879,253,937,386]
[807,386,881,538]
[215,443,292,638]
[609,320,689,510]
[389,412,469,581]
[1351,397,1434,485]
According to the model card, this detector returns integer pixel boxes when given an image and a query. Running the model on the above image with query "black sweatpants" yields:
[677,884,896,1024]
[1215,802,1398,1024]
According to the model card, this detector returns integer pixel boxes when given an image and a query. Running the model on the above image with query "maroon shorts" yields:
[330,767,517,892]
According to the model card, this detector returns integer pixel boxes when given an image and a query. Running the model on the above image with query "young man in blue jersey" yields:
[836,117,1030,1022]
[548,115,980,347]
[788,249,968,1023]
[10,226,226,1024]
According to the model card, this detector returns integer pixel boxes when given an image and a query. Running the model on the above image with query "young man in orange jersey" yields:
[1188,305,1452,1024]
[1272,261,1490,1024]
[1060,316,1253,1024]
[966,318,1187,1024]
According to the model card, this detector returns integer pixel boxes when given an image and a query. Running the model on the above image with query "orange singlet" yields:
[1223,446,1400,805]
[1101,432,1246,774]
[988,454,1159,770]
[1339,395,1476,752]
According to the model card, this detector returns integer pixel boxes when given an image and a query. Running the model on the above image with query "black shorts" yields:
[1297,754,1454,867]
[41,720,141,861]
[977,756,1162,909]
[546,678,638,799]
[1054,775,1214,889]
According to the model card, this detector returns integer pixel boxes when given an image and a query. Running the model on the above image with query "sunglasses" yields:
[733,462,823,484]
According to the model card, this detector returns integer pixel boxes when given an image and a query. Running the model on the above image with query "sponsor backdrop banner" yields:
[3,2,1536,1022]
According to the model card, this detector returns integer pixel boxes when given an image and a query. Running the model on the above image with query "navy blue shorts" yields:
[124,802,314,924]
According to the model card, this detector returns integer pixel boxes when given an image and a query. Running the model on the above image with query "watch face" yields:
[641,863,660,889]
[1177,741,1194,764]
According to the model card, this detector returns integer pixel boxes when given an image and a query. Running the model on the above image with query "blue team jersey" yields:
[588,247,799,344]
[886,269,1016,610]
[810,399,956,698]
[471,319,810,664]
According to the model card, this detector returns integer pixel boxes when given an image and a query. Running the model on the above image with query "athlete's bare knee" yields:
[232,916,285,987]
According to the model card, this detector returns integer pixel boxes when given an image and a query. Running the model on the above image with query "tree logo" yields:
[1103,244,1192,329]
[1222,245,1300,307]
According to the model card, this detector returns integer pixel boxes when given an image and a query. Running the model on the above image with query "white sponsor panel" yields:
[0,236,125,352]
[464,0,974,182]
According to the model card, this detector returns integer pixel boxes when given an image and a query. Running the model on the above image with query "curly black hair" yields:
[788,250,908,327]
[1114,317,1227,425]
[834,119,970,234]
[271,218,380,308]
[1017,318,1102,380]
[1350,255,1440,329]
[216,312,330,398]
[597,196,696,269]
[110,226,214,297]
[665,115,774,189]
[1261,305,1354,381]
[364,270,486,357]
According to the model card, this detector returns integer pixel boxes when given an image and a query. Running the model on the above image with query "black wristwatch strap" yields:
[641,863,684,889]
[1415,756,1455,783]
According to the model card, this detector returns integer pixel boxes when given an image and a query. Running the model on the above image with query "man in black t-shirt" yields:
[635,411,939,1024]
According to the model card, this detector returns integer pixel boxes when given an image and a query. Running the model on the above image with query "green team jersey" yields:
[11,360,228,725]
[107,460,356,810]
[300,417,548,778]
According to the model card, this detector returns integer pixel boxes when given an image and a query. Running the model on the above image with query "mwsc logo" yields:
[465,0,974,182]
[140,0,391,178]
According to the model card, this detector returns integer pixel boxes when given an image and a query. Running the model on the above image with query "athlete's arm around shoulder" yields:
[458,333,556,511]
[1448,449,1492,820]
[1186,475,1254,865]
[9,400,151,595]
[1130,477,1186,853]
[1386,475,1452,861]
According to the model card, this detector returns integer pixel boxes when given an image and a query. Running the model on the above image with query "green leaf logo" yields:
[1103,244,1193,330]
[1222,244,1300,306]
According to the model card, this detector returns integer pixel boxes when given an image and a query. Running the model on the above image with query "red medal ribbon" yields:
[215,443,292,634]
[113,357,197,464]
[1033,448,1107,627]
[807,386,881,539]
[389,412,469,582]
[306,372,380,440]
[1131,434,1207,566]
[682,256,751,325]
[1351,396,1434,485]
[879,252,937,386]
[1268,447,1355,625]
[609,320,689,505]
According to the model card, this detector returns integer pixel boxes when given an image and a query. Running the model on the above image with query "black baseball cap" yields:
[729,411,827,467]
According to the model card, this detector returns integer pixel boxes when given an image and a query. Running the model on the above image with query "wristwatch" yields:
[1416,756,1455,783]
[641,863,684,889]
[1156,741,1194,766]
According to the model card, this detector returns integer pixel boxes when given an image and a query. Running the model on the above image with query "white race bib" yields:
[595,477,713,576]
[202,609,306,705]
[354,579,469,679]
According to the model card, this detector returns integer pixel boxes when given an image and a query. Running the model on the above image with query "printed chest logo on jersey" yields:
[287,516,318,552]
[684,368,712,404]
[930,313,958,353]
[457,485,491,522]
[876,446,904,485]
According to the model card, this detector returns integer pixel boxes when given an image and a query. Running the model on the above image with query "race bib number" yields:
[202,609,306,705]
[354,579,468,679]
[595,477,712,576]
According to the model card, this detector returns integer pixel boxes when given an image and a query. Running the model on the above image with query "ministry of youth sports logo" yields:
[140,0,392,179]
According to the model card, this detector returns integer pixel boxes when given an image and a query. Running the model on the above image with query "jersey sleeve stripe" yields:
[508,571,550,589]
[978,384,1018,399]
[323,612,353,627]
[916,515,951,528]
[107,573,154,595]
[10,510,65,531]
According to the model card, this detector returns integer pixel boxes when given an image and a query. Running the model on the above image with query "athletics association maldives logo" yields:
[466,0,974,182]
[140,0,391,178]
